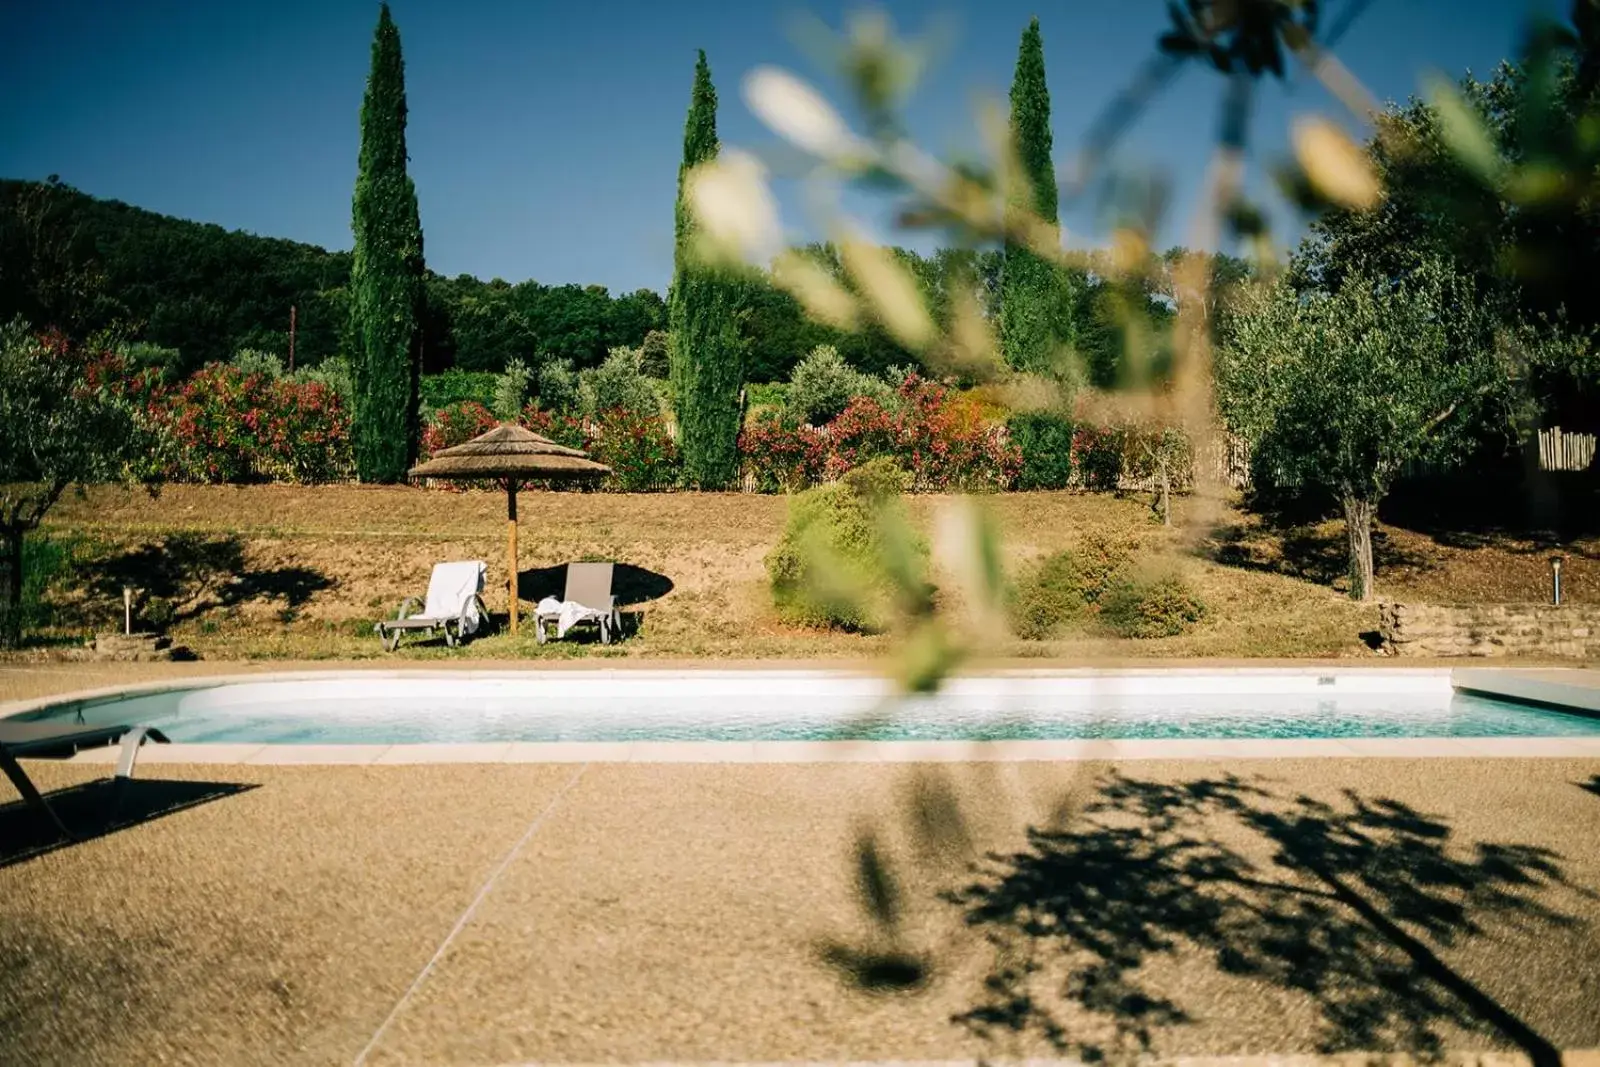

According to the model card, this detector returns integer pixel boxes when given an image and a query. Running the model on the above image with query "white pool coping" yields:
[56,735,1600,766]
[4,665,1597,766]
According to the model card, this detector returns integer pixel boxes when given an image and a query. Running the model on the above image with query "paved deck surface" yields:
[3,756,1599,1065]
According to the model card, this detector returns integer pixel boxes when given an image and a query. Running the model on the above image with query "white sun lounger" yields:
[375,560,488,651]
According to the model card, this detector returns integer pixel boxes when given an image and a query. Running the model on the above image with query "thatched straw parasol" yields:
[409,424,609,635]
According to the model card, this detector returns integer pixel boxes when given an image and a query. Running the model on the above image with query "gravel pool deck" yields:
[4,752,1600,1065]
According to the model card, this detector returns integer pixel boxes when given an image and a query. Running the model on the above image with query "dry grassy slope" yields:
[32,484,1416,661]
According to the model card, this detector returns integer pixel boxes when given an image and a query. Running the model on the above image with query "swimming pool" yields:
[10,670,1600,744]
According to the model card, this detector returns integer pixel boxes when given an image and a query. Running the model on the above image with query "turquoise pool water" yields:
[18,672,1600,744]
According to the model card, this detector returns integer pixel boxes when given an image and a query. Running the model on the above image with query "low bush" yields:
[765,457,923,631]
[1074,532,1135,604]
[536,358,582,415]
[1100,569,1208,638]
[1008,412,1076,490]
[1009,551,1087,640]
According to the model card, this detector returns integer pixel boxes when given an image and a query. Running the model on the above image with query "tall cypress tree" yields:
[1000,17,1070,374]
[351,2,424,482]
[669,50,743,489]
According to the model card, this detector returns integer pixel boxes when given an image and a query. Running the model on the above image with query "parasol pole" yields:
[506,478,519,636]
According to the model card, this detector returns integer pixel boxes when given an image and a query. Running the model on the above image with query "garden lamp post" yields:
[407,424,609,636]
[1551,556,1564,606]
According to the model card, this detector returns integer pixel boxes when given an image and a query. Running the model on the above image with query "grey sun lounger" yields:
[0,719,171,839]
[534,562,622,645]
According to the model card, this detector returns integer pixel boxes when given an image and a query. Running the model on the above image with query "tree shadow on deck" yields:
[827,770,1591,1065]
[945,772,1585,1064]
[0,776,258,868]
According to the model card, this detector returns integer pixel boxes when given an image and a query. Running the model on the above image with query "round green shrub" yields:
[765,458,921,631]
[1009,551,1087,640]
[1100,570,1208,639]
[1008,412,1076,490]
[1074,532,1135,605]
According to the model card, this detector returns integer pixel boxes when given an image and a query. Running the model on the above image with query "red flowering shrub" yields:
[519,405,588,452]
[586,408,680,491]
[737,374,1018,492]
[158,364,352,484]
[519,405,678,491]
[1072,424,1124,491]
[739,411,829,492]
[421,401,498,456]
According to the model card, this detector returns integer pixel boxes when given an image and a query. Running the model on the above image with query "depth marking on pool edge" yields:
[352,762,591,1066]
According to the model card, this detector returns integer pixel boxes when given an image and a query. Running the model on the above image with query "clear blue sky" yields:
[0,0,1545,294]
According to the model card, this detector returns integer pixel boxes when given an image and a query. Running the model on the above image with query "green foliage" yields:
[1008,551,1087,640]
[0,533,83,639]
[536,358,582,415]
[670,50,744,488]
[581,346,661,418]
[765,458,922,631]
[419,368,497,412]
[1073,425,1125,491]
[787,344,893,426]
[494,358,534,422]
[119,341,183,384]
[1100,569,1208,639]
[999,18,1077,375]
[1007,411,1075,490]
[637,329,671,378]
[0,323,157,645]
[230,348,285,379]
[293,356,356,410]
[1217,260,1500,505]
[350,3,424,483]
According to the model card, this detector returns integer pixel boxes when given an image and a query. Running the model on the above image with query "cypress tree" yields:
[999,17,1071,374]
[350,2,425,482]
[669,50,744,489]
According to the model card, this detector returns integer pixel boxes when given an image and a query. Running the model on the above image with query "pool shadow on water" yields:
[0,777,258,868]
[827,770,1588,1065]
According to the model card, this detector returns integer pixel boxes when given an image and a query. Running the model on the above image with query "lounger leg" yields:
[0,746,75,841]
[114,726,170,779]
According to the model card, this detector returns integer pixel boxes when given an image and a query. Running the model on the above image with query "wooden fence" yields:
[1537,426,1597,472]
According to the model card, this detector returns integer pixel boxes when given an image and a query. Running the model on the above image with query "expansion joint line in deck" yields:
[351,762,591,1065]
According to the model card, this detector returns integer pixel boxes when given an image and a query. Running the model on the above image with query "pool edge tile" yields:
[375,743,514,764]
[242,744,393,765]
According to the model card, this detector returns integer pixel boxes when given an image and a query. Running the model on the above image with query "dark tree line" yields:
[0,176,1219,390]
[0,178,666,377]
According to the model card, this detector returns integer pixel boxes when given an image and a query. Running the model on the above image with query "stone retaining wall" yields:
[1379,600,1600,658]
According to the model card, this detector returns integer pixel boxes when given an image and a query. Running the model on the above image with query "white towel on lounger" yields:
[535,596,606,638]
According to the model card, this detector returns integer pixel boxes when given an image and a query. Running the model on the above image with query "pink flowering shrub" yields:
[742,374,1018,492]
[421,400,498,456]
[158,364,351,484]
[521,405,679,490]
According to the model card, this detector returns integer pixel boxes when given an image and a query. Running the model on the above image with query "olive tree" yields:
[0,322,157,645]
[1216,262,1501,600]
